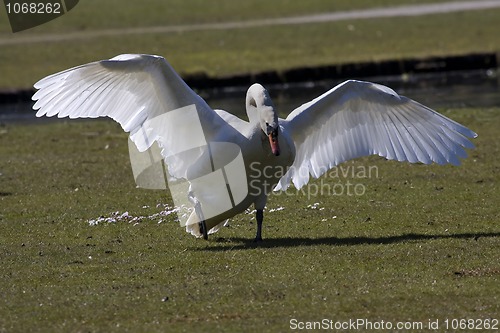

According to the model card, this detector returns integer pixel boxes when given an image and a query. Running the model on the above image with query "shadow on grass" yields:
[195,232,500,251]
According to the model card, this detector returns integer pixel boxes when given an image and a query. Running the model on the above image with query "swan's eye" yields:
[250,99,257,108]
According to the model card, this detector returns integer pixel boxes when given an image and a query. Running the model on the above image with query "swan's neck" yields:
[247,107,260,125]
[245,84,278,132]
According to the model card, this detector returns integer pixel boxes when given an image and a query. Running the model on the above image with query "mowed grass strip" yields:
[1,4,500,88]
[0,108,498,332]
[0,0,461,33]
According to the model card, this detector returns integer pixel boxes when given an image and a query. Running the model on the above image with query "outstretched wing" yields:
[32,54,236,179]
[276,80,477,191]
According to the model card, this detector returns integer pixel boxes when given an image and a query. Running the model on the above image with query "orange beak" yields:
[268,131,280,156]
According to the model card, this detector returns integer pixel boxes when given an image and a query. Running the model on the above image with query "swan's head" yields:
[246,83,280,156]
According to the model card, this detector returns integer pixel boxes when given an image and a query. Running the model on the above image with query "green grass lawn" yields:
[0,107,498,332]
[1,1,500,89]
[0,1,499,331]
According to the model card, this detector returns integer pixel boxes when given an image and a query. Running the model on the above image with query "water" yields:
[204,69,500,119]
[1,69,499,124]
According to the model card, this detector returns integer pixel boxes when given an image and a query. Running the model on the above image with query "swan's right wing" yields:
[33,54,235,180]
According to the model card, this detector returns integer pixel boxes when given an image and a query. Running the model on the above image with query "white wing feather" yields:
[277,80,477,191]
[32,54,234,179]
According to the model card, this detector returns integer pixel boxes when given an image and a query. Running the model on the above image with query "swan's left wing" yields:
[276,80,477,191]
[32,54,237,181]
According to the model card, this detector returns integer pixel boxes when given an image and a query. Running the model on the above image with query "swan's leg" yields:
[194,204,208,240]
[254,209,263,242]
[188,190,208,240]
[199,219,208,240]
[254,195,267,242]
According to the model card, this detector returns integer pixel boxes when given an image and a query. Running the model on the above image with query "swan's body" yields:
[32,54,477,241]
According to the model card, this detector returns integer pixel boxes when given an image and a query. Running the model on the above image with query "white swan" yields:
[32,54,477,241]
